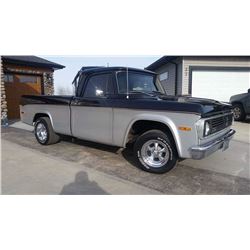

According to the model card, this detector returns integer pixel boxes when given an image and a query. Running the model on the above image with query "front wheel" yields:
[233,104,245,121]
[133,130,178,174]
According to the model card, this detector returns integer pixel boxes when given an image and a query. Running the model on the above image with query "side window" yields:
[84,74,112,98]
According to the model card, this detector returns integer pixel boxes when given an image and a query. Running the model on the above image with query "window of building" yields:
[16,75,38,84]
[159,72,168,81]
[84,74,112,98]
[4,74,14,83]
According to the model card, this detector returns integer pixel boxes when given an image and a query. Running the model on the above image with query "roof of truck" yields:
[80,66,156,75]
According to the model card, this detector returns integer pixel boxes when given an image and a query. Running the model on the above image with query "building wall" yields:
[1,60,55,122]
[177,61,183,95]
[3,63,55,95]
[1,57,8,124]
[154,63,176,95]
[154,58,183,95]
[182,56,250,95]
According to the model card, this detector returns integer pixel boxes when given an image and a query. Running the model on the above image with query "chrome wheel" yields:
[140,139,169,168]
[36,123,48,142]
[233,107,241,119]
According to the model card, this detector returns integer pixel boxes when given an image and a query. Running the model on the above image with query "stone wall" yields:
[43,72,54,95]
[1,56,8,125]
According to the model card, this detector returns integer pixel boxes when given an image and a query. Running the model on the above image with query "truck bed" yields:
[20,95,74,106]
[20,95,74,136]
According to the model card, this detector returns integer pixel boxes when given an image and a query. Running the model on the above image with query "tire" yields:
[34,117,60,145]
[133,129,178,174]
[232,104,245,121]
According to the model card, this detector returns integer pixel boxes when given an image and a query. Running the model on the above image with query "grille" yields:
[209,113,233,134]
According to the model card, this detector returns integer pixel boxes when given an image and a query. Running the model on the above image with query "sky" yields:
[43,56,160,94]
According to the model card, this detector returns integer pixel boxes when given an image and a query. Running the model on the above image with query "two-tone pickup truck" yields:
[20,67,235,173]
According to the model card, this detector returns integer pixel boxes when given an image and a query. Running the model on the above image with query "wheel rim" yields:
[140,139,170,168]
[233,107,241,119]
[36,123,48,142]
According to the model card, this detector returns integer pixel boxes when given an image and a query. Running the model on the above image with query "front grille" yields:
[209,113,233,135]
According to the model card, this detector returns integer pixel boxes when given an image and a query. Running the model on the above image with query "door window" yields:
[84,74,112,98]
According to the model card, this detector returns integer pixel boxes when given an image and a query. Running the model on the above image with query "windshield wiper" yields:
[152,90,164,95]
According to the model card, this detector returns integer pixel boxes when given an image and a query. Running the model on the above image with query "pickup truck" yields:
[20,67,235,174]
[230,89,250,121]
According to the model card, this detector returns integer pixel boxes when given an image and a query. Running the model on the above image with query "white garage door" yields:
[192,70,250,102]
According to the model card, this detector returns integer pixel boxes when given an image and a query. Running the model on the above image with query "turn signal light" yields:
[178,126,192,131]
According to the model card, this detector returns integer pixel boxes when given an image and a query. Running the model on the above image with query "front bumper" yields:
[191,129,236,160]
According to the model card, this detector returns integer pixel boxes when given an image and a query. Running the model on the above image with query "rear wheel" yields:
[133,129,178,174]
[34,117,60,145]
[233,104,245,121]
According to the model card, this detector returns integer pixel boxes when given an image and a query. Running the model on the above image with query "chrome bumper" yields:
[191,129,236,160]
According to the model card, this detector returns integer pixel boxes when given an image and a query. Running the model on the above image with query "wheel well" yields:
[232,101,243,107]
[126,120,177,148]
[231,102,245,111]
[33,113,49,123]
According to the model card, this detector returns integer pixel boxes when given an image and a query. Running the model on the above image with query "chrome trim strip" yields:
[202,111,233,122]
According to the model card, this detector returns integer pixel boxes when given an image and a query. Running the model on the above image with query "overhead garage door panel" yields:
[5,74,42,119]
[192,70,250,102]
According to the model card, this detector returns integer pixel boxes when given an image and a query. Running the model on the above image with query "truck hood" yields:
[230,93,248,102]
[160,95,232,117]
[125,93,233,117]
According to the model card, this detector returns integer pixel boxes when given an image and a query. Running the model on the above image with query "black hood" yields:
[156,95,232,117]
[122,93,233,117]
[159,95,232,117]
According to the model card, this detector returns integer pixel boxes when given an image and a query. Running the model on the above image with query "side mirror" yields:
[96,89,104,97]
[248,89,250,94]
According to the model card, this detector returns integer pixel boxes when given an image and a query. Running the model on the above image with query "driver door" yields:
[71,73,113,144]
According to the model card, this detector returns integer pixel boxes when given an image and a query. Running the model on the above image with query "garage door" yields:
[5,73,42,119]
[191,70,250,102]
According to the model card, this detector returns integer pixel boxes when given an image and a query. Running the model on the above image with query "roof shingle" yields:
[2,56,65,70]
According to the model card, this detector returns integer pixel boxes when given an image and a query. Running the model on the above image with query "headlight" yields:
[204,121,211,137]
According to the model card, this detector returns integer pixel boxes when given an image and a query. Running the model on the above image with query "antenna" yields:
[126,67,129,99]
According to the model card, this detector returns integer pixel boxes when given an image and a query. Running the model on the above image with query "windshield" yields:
[116,71,165,94]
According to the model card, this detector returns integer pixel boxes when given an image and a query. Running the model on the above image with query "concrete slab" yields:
[1,139,161,195]
[183,140,250,179]
[2,127,250,194]
[183,121,250,179]
[232,121,250,144]
[9,120,33,132]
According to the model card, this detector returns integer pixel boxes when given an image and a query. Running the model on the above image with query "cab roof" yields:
[80,66,156,75]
